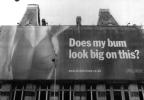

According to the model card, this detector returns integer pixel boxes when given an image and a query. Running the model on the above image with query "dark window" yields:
[98,92,106,97]
[131,92,139,97]
[114,91,122,100]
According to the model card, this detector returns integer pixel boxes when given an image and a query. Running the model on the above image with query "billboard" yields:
[0,26,144,80]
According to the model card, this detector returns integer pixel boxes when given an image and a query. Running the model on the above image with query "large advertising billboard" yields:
[0,26,144,80]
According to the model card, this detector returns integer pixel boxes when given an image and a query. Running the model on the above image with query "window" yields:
[98,92,106,97]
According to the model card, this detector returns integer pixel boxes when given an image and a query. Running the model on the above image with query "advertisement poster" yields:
[0,26,144,80]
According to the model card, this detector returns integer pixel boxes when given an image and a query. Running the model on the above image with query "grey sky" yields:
[0,0,144,25]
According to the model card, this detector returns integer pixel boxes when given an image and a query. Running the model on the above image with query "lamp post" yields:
[52,55,57,100]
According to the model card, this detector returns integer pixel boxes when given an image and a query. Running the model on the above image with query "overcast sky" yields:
[1,0,144,25]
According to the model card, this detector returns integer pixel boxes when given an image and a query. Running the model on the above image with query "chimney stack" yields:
[76,16,82,26]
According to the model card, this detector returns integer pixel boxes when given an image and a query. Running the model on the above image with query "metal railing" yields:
[0,81,144,100]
